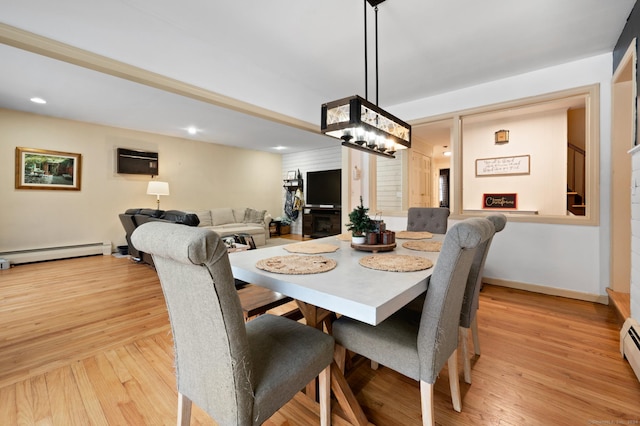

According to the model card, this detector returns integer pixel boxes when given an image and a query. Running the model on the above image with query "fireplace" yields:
[302,207,341,238]
[314,215,334,235]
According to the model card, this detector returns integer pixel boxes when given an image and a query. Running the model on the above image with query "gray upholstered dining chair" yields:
[332,218,495,426]
[407,207,450,234]
[131,221,334,426]
[459,213,507,384]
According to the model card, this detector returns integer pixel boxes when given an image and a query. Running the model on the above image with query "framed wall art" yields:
[482,193,517,209]
[15,147,82,190]
[475,154,530,177]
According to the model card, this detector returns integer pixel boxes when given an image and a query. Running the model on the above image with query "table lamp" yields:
[147,181,170,210]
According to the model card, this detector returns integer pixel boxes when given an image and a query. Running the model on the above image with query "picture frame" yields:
[482,193,517,210]
[287,170,296,180]
[475,154,530,177]
[15,147,82,190]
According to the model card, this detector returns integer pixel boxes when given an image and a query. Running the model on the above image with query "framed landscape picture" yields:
[15,147,82,190]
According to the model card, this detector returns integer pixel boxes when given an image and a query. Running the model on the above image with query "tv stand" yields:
[303,207,341,238]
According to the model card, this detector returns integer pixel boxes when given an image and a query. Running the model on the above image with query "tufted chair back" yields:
[407,207,450,234]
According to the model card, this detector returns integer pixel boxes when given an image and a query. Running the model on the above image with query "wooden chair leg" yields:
[447,350,462,412]
[177,392,192,426]
[335,344,347,373]
[319,364,331,426]
[460,326,472,384]
[420,380,434,426]
[471,316,481,356]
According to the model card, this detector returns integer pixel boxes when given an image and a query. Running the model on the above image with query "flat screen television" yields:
[306,169,341,207]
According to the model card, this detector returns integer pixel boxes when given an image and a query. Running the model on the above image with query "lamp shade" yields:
[146,181,170,196]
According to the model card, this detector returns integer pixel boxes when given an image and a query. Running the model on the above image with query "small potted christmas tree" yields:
[347,196,374,244]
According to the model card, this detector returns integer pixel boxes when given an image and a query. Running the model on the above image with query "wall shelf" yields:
[283,178,303,192]
[463,209,539,215]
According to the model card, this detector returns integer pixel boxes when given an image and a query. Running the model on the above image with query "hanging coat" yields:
[285,190,297,220]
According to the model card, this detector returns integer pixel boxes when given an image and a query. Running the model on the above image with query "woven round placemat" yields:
[256,255,336,275]
[359,254,433,272]
[396,231,433,240]
[283,242,340,254]
[336,233,352,241]
[402,240,442,252]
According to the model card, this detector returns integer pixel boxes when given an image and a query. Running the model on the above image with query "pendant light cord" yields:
[375,5,379,106]
[364,0,368,101]
[364,2,381,106]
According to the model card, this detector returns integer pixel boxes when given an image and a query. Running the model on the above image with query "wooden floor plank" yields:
[0,383,17,425]
[1,254,639,425]
[81,354,132,425]
[69,361,109,426]
[45,365,91,426]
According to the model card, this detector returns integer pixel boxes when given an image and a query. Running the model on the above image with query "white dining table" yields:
[229,234,443,425]
[229,234,442,326]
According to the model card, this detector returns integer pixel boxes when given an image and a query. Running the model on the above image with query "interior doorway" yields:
[610,39,636,293]
[439,169,450,208]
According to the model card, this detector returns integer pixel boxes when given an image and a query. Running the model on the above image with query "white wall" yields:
[462,109,568,215]
[0,109,283,252]
[385,53,613,299]
[631,146,640,319]
[281,146,342,235]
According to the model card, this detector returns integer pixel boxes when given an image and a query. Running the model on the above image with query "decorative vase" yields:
[352,235,366,245]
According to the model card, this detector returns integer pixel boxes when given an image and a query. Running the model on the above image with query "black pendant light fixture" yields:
[321,0,411,158]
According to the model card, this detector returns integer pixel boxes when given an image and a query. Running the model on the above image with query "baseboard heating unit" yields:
[0,241,112,265]
[621,318,640,382]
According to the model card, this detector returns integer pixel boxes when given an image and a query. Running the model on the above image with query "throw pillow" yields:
[243,208,266,224]
[211,208,236,226]
[233,208,246,223]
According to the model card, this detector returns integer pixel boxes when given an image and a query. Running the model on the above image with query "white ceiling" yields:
[0,0,635,154]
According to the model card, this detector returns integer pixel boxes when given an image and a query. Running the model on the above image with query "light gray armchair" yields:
[407,207,450,234]
[332,218,495,426]
[459,213,507,384]
[131,221,334,426]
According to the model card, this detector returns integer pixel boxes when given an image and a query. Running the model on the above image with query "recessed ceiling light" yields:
[186,126,198,135]
[30,97,46,104]
[273,146,287,150]
[443,151,452,157]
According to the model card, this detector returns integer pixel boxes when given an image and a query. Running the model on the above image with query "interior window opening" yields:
[371,84,598,225]
[460,95,588,218]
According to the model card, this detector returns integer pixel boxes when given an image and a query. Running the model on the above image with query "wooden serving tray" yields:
[351,242,396,253]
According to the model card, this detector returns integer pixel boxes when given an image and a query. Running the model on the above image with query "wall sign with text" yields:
[483,193,517,209]
[475,155,530,176]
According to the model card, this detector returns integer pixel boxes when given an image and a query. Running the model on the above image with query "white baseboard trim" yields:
[483,277,609,305]
[0,241,112,265]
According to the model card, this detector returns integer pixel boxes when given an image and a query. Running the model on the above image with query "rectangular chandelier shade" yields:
[321,95,411,158]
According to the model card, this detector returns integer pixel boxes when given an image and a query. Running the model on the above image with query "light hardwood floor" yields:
[0,253,639,425]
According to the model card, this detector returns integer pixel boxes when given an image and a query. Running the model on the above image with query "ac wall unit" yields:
[621,318,640,382]
[117,148,158,176]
